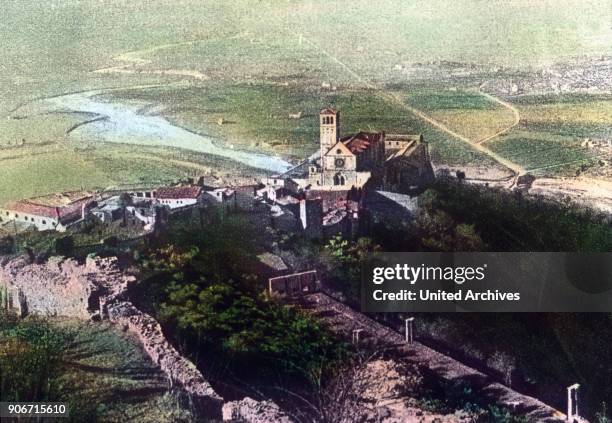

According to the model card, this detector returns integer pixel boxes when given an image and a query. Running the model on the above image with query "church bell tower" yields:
[320,108,339,158]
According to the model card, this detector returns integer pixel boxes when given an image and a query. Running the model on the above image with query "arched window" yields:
[333,173,345,186]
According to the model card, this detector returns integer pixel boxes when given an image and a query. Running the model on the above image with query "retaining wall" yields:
[0,254,294,422]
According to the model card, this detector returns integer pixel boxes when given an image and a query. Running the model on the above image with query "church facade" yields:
[307,108,434,193]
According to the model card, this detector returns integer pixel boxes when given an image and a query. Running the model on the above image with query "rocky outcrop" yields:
[0,254,295,422]
[222,397,293,423]
[0,255,223,419]
[0,255,133,318]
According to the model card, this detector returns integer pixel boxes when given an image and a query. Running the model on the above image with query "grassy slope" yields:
[1,317,193,422]
[0,152,112,205]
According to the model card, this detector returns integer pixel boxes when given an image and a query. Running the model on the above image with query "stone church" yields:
[307,108,434,193]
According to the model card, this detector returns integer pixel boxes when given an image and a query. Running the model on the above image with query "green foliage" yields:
[323,235,381,304]
[419,378,530,422]
[140,244,200,273]
[160,277,349,382]
[484,405,531,423]
[416,189,486,251]
[54,235,75,256]
[418,313,612,421]
[0,235,14,254]
[596,402,611,423]
[425,179,612,251]
[134,208,350,390]
[0,316,67,402]
[148,206,259,282]
[101,236,119,248]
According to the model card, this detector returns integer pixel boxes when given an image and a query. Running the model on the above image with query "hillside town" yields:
[0,108,434,241]
[0,108,602,423]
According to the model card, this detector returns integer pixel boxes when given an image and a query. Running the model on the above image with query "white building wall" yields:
[156,198,198,209]
[0,209,59,231]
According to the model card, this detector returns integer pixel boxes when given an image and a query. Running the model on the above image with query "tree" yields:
[159,278,348,382]
[323,236,381,303]
[415,187,486,252]
[454,223,485,251]
[53,235,74,256]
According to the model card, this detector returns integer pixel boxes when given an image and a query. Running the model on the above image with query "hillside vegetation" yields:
[0,312,192,422]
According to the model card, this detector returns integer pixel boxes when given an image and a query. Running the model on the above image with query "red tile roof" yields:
[320,107,337,114]
[4,201,59,219]
[3,197,93,222]
[341,132,384,154]
[156,185,203,199]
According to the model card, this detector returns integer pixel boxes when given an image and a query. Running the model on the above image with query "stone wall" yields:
[268,270,319,296]
[0,255,132,318]
[0,255,294,422]
[0,255,223,419]
[222,397,293,423]
[106,300,223,418]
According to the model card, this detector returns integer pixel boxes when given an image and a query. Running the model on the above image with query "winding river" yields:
[45,92,292,174]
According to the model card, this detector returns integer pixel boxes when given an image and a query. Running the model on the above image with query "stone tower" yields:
[300,198,323,239]
[320,108,339,158]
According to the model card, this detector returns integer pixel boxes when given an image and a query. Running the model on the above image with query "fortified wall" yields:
[0,254,292,422]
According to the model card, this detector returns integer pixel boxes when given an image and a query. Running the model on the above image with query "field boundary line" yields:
[92,32,248,81]
[298,33,524,176]
[475,89,521,145]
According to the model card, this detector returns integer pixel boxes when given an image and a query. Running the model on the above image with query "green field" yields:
[0,0,611,203]
[487,94,612,176]
[104,83,502,167]
[0,142,265,205]
[400,89,517,142]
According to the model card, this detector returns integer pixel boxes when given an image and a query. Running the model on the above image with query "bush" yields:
[0,316,67,401]
[160,277,349,382]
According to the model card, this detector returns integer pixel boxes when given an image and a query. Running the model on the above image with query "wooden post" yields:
[352,329,363,345]
[567,383,580,422]
[405,317,415,344]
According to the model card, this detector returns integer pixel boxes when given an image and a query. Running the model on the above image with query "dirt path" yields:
[475,90,522,145]
[91,33,246,81]
[299,34,525,177]
[529,177,612,213]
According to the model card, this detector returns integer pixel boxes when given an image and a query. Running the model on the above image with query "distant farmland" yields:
[0,0,610,202]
